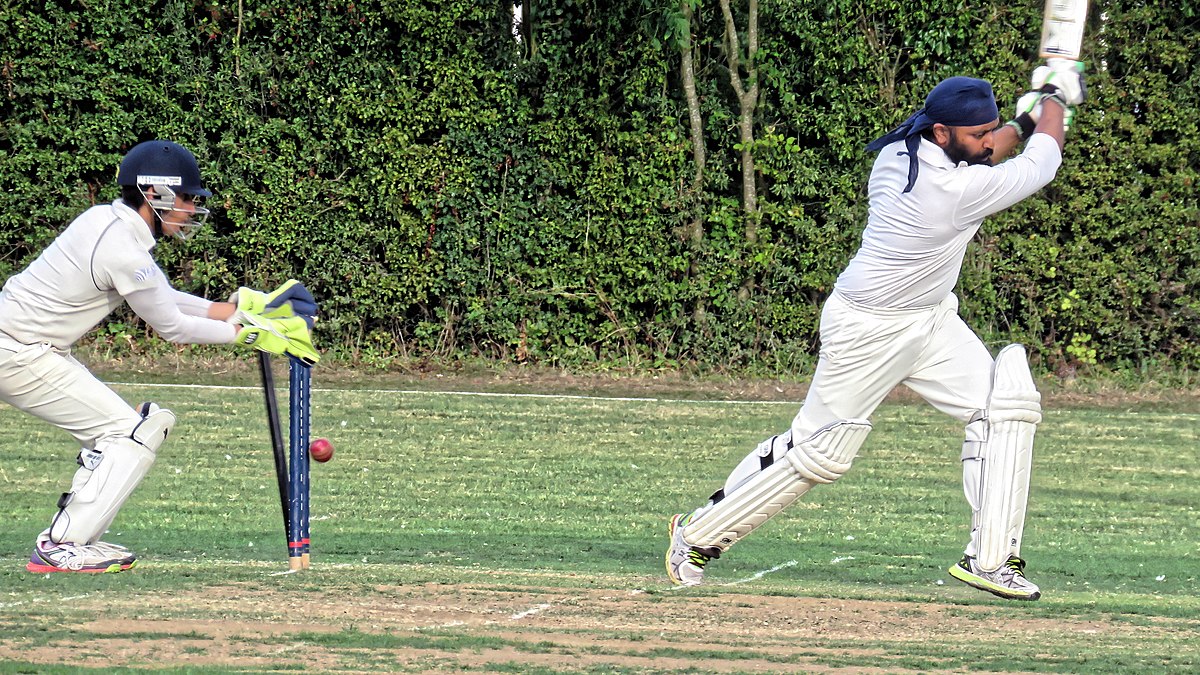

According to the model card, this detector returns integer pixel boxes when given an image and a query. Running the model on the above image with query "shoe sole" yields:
[26,559,137,574]
[947,563,1040,601]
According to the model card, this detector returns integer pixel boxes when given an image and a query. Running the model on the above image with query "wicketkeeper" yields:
[0,140,320,573]
[667,62,1086,600]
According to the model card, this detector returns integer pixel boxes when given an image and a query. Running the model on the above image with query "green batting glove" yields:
[1014,90,1042,119]
[235,312,321,365]
[1005,90,1044,141]
[1063,105,1078,134]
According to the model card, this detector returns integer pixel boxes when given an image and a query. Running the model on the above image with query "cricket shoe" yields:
[27,540,137,574]
[948,554,1040,601]
[666,512,721,586]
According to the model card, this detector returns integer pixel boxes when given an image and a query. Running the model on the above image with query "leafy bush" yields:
[1,1,1196,374]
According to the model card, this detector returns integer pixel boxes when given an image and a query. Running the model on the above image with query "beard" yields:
[946,133,993,166]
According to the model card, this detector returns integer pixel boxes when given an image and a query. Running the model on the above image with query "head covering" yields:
[118,140,211,198]
[865,76,999,193]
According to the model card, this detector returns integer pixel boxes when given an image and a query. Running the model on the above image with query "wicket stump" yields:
[258,352,314,570]
[288,355,312,569]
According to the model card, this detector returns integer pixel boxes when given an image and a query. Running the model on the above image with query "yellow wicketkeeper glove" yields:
[234,311,321,365]
[228,280,319,327]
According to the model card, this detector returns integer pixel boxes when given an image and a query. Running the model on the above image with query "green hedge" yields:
[1,1,1197,374]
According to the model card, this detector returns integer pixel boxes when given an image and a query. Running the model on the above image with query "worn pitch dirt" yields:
[0,575,1173,673]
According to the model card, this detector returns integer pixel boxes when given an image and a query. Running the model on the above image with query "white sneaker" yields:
[665,513,720,586]
[948,554,1040,601]
[27,540,137,574]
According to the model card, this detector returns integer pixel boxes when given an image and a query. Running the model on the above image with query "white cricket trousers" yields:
[0,333,141,449]
[791,291,994,439]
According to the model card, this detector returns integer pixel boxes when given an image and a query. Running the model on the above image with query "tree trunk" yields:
[516,0,534,57]
[680,1,706,199]
[719,0,759,243]
[719,0,760,300]
[679,0,708,323]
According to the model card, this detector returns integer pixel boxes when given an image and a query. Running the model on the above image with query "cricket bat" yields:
[1039,0,1089,59]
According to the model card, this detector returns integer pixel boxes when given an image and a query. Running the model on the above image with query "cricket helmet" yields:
[118,140,211,197]
[117,140,211,238]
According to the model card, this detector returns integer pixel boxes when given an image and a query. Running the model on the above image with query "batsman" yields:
[0,140,320,573]
[667,61,1086,600]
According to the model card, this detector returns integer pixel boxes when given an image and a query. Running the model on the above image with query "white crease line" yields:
[0,593,90,609]
[510,603,552,620]
[723,560,798,586]
[268,569,300,577]
[410,620,467,631]
[636,560,799,594]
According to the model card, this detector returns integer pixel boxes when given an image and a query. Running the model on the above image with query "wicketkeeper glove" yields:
[228,280,318,328]
[235,311,321,365]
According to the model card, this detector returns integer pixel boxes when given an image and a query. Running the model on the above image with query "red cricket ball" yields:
[309,437,334,463]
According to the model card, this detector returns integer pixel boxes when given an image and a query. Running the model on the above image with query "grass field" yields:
[0,371,1197,673]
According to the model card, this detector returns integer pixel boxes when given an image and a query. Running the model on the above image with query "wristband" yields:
[1006,112,1037,141]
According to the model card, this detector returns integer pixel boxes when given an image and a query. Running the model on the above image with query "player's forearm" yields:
[170,288,236,322]
[993,123,1024,160]
[128,286,238,344]
[1034,98,1067,151]
[208,301,237,321]
[171,289,212,317]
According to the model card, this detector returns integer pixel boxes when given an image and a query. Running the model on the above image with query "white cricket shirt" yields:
[836,132,1062,309]
[0,200,236,349]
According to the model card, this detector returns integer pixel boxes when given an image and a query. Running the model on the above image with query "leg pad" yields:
[682,419,872,551]
[967,345,1041,571]
[49,404,175,544]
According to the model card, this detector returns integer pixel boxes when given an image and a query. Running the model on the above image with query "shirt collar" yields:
[915,137,960,169]
[112,199,157,251]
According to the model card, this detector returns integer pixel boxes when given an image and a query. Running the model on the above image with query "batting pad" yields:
[49,404,175,544]
[682,419,872,552]
[973,344,1042,571]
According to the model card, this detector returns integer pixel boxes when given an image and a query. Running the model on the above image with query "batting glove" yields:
[1015,90,1043,120]
[1032,58,1086,106]
[235,312,321,365]
[1005,90,1044,140]
[1063,104,1078,134]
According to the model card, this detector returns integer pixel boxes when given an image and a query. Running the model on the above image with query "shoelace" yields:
[41,542,88,570]
[1004,556,1027,577]
[91,541,132,557]
[686,549,711,568]
[44,541,129,567]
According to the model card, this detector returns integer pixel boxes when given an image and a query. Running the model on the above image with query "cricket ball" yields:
[309,437,334,463]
